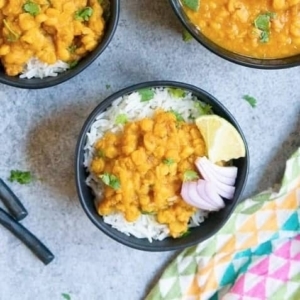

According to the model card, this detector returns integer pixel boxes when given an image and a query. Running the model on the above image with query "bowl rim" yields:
[169,0,300,70]
[75,80,250,251]
[0,0,120,89]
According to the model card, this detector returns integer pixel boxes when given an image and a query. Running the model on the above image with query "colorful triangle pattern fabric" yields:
[146,148,300,300]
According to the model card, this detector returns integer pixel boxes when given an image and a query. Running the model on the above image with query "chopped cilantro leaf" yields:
[23,2,40,16]
[254,12,275,43]
[170,109,185,122]
[242,95,257,108]
[194,102,213,116]
[68,44,77,54]
[139,88,155,102]
[181,229,191,237]
[183,170,199,181]
[8,170,32,184]
[115,114,128,125]
[106,84,111,89]
[163,158,175,166]
[61,294,71,300]
[97,149,105,158]
[182,28,193,42]
[69,60,78,68]
[100,173,120,190]
[168,88,186,98]
[74,7,93,22]
[182,0,200,11]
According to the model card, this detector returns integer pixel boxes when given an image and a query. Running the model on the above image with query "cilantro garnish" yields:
[168,88,186,98]
[163,158,175,166]
[69,60,78,69]
[106,84,111,89]
[183,170,199,181]
[68,44,77,54]
[115,114,128,125]
[139,88,155,102]
[181,229,191,237]
[97,149,105,158]
[3,20,19,42]
[100,173,121,190]
[254,12,276,43]
[243,95,257,108]
[182,0,200,11]
[61,294,71,300]
[194,102,213,115]
[8,170,32,185]
[23,1,40,16]
[75,7,93,21]
[169,110,185,122]
[182,28,193,42]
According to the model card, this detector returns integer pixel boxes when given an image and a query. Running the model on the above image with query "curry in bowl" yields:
[182,0,300,59]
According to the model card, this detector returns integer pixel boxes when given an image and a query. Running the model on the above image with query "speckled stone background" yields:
[0,1,299,300]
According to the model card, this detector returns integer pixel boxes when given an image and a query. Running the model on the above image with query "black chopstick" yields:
[0,178,28,221]
[0,208,54,265]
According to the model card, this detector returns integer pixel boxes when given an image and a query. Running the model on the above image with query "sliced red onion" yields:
[200,156,237,178]
[195,180,221,211]
[196,162,235,199]
[202,180,225,209]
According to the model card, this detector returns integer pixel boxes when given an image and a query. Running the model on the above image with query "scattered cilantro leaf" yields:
[115,114,128,125]
[139,88,155,102]
[8,170,32,184]
[3,20,19,42]
[69,60,78,69]
[194,102,213,116]
[182,0,200,11]
[141,211,155,215]
[23,1,40,16]
[169,109,185,122]
[242,95,257,108]
[181,229,191,237]
[183,170,199,181]
[163,158,175,166]
[168,88,186,98]
[106,84,111,89]
[182,28,193,42]
[254,12,275,43]
[97,149,105,158]
[100,173,120,190]
[68,44,77,54]
[61,294,71,300]
[188,113,195,120]
[74,7,93,21]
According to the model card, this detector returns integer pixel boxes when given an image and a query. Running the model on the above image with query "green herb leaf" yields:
[163,158,175,166]
[8,170,32,185]
[61,294,71,300]
[139,88,155,102]
[105,84,111,89]
[69,60,78,68]
[3,20,19,42]
[97,149,105,158]
[182,0,200,11]
[100,173,120,190]
[168,88,186,98]
[188,113,195,120]
[254,12,275,43]
[182,28,193,42]
[183,170,199,181]
[181,229,191,237]
[75,7,93,21]
[242,95,257,108]
[169,109,185,122]
[194,102,213,116]
[115,114,128,125]
[68,44,77,54]
[23,1,40,16]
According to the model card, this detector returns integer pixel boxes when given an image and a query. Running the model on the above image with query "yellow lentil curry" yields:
[0,0,106,76]
[184,0,300,58]
[90,110,206,238]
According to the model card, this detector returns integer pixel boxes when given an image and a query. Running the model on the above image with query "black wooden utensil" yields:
[0,208,54,265]
[0,178,28,221]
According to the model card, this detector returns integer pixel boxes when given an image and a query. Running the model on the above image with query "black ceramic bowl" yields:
[169,0,300,69]
[75,81,249,251]
[0,0,120,89]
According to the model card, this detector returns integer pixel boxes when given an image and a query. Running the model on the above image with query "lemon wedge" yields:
[195,115,246,163]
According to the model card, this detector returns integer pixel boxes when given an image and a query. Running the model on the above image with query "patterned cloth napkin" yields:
[147,148,300,300]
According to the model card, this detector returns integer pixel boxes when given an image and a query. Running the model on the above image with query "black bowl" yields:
[0,0,120,89]
[169,0,300,69]
[75,81,249,251]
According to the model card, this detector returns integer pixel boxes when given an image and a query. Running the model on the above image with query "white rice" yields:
[84,87,209,242]
[20,57,69,79]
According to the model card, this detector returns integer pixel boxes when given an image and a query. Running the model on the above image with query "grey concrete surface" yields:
[0,1,299,300]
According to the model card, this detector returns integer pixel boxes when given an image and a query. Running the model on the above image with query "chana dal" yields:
[90,110,206,238]
[184,0,300,58]
[0,0,106,76]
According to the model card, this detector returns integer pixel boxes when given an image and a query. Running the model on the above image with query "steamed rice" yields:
[84,87,208,242]
[20,58,70,79]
